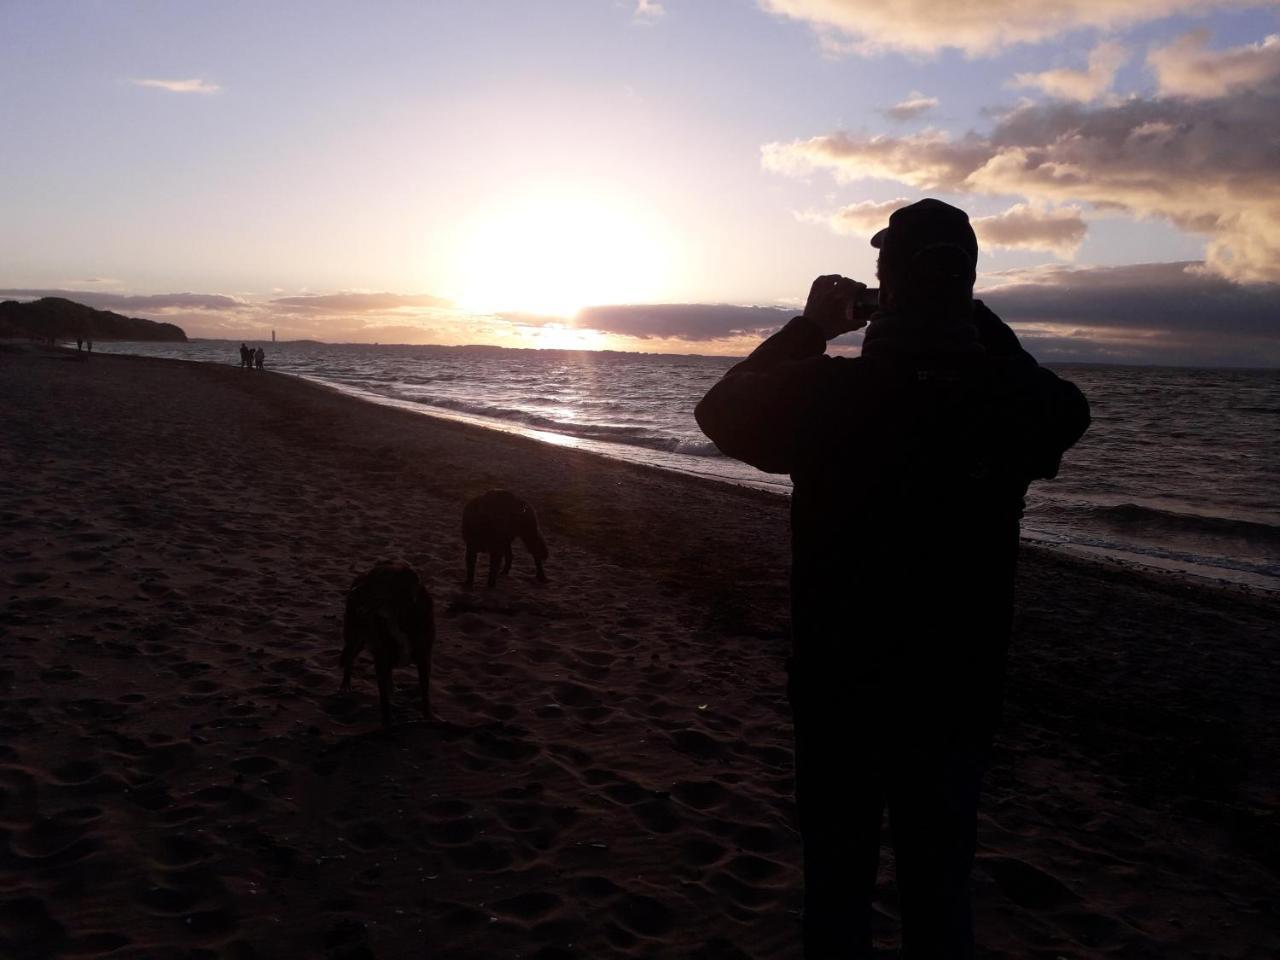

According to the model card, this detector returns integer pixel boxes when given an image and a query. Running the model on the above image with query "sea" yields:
[99,340,1280,592]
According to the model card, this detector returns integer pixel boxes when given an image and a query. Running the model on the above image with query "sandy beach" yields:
[1,346,1277,959]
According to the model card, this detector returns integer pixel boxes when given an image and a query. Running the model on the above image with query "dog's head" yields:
[517,506,549,562]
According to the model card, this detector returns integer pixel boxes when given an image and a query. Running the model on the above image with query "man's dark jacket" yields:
[695,303,1089,726]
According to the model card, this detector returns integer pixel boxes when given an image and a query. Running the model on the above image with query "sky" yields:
[2,0,1279,365]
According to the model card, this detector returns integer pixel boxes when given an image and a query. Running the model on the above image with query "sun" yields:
[452,187,672,320]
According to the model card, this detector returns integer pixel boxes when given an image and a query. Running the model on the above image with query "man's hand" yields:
[802,274,871,340]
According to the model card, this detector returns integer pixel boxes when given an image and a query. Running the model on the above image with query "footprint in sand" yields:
[433,817,478,845]
[131,741,195,778]
[150,833,212,869]
[731,822,785,855]
[601,781,647,805]
[48,760,101,787]
[345,820,392,851]
[671,779,730,811]
[9,816,102,869]
[425,798,472,818]
[984,856,1080,909]
[574,874,622,901]
[631,798,679,834]
[681,836,727,867]
[667,728,726,760]
[136,877,213,915]
[62,931,133,954]
[0,897,66,959]
[447,839,514,871]
[492,890,562,923]
[707,868,778,909]
[609,892,675,939]
[726,853,786,884]
[192,784,261,815]
[39,665,81,683]
[549,681,597,708]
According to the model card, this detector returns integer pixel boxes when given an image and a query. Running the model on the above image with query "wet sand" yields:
[1,345,1277,959]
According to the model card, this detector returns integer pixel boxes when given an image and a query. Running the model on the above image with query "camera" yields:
[844,285,879,324]
[853,286,879,310]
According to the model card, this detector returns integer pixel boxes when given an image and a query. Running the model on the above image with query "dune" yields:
[0,348,1276,959]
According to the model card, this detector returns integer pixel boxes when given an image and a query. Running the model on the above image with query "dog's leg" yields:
[487,551,500,588]
[414,587,437,724]
[502,542,514,574]
[339,608,360,691]
[376,667,393,727]
[416,659,433,722]
[465,547,477,588]
[534,557,546,582]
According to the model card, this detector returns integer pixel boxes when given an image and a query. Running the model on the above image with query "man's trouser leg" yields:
[790,671,883,958]
[886,730,987,960]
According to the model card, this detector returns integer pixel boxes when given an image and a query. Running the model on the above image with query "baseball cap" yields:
[870,198,979,266]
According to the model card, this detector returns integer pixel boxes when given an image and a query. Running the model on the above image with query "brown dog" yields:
[339,561,435,727]
[462,490,549,588]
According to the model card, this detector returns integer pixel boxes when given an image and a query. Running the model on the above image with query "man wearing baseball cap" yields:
[696,199,1089,958]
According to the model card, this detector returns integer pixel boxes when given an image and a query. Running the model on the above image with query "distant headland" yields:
[0,297,188,343]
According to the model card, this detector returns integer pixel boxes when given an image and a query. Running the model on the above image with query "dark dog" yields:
[462,490,549,588]
[339,561,436,727]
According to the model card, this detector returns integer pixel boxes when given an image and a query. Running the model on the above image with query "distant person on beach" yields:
[696,198,1090,958]
[254,347,264,370]
[76,337,83,352]
[239,343,249,368]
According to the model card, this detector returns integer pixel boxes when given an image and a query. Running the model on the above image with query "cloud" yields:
[762,129,993,187]
[982,261,1277,335]
[972,204,1087,256]
[268,292,455,313]
[802,199,1086,256]
[1013,40,1128,101]
[885,92,939,121]
[800,197,909,235]
[633,0,665,22]
[575,303,794,340]
[0,289,248,312]
[1149,28,1280,99]
[979,260,1280,365]
[571,264,1280,364]
[758,0,1270,56]
[130,78,221,94]
[762,70,1280,281]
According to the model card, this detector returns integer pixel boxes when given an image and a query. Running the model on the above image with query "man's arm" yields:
[975,301,1091,479]
[1023,367,1090,480]
[695,276,872,474]
[694,316,830,473]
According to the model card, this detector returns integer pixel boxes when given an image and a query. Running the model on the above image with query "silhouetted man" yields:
[695,199,1089,958]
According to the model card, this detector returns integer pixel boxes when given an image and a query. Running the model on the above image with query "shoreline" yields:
[3,348,1277,958]
[272,373,1280,596]
[87,340,1280,594]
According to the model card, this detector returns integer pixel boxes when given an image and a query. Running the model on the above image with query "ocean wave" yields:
[672,438,723,457]
[406,394,724,457]
[1030,500,1280,550]
[1096,503,1280,546]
